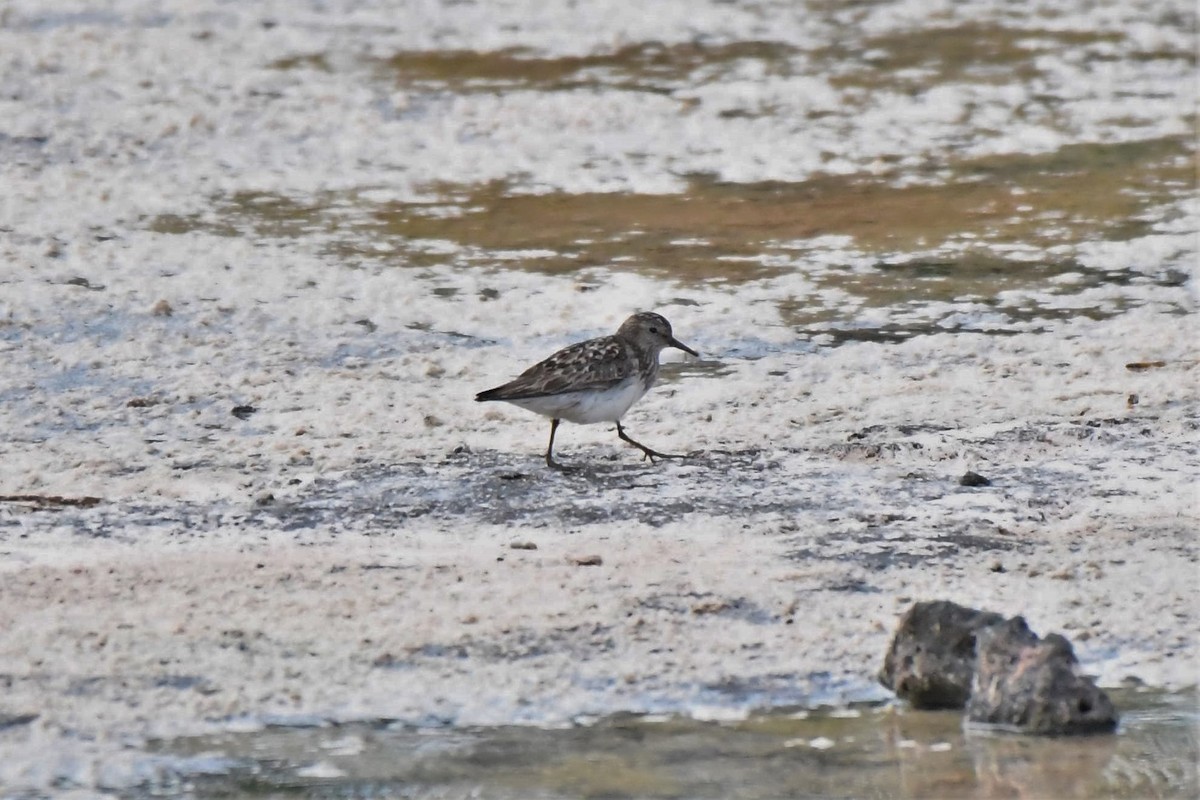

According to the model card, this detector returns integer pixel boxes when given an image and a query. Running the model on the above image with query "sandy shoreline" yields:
[1,0,1196,792]
[2,306,1197,788]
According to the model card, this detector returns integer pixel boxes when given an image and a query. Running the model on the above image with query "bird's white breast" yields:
[505,375,649,424]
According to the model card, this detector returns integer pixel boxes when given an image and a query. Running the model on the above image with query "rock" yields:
[967,616,1118,735]
[569,554,603,566]
[959,470,991,487]
[878,600,1005,709]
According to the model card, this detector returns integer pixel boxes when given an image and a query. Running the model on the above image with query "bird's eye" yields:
[649,327,658,333]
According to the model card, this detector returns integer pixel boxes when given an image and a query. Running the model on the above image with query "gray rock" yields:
[878,600,1005,709]
[967,616,1118,735]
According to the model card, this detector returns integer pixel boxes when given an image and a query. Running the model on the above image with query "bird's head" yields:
[618,312,698,357]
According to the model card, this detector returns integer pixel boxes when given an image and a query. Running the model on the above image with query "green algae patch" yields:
[820,23,1128,88]
[269,52,333,72]
[148,191,330,240]
[372,40,801,93]
[146,134,1193,293]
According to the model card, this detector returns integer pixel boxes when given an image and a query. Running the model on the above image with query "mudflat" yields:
[0,0,1195,792]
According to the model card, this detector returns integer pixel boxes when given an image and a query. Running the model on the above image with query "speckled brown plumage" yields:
[476,312,698,469]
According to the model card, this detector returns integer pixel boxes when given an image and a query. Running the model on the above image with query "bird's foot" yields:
[627,440,688,464]
[615,422,690,465]
[651,449,684,463]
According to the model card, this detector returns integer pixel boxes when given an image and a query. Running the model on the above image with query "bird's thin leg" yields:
[545,418,572,471]
[616,420,686,463]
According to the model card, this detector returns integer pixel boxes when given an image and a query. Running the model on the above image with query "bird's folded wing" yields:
[495,338,634,399]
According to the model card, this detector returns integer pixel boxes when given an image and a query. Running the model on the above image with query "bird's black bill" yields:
[669,337,699,357]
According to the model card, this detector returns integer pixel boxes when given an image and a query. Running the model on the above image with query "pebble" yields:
[959,471,991,487]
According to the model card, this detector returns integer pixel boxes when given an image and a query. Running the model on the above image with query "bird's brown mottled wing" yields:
[476,336,635,401]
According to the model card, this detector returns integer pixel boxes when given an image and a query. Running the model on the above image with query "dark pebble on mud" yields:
[232,404,257,420]
[126,396,161,408]
[960,471,991,487]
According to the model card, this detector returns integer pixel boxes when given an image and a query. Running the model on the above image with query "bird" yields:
[475,312,698,470]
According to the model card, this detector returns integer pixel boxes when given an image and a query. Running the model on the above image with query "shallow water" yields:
[148,689,1197,799]
[0,2,1196,795]
[144,19,1196,343]
[146,134,1194,333]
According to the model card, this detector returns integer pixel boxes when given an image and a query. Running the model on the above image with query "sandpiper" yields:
[475,312,698,470]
